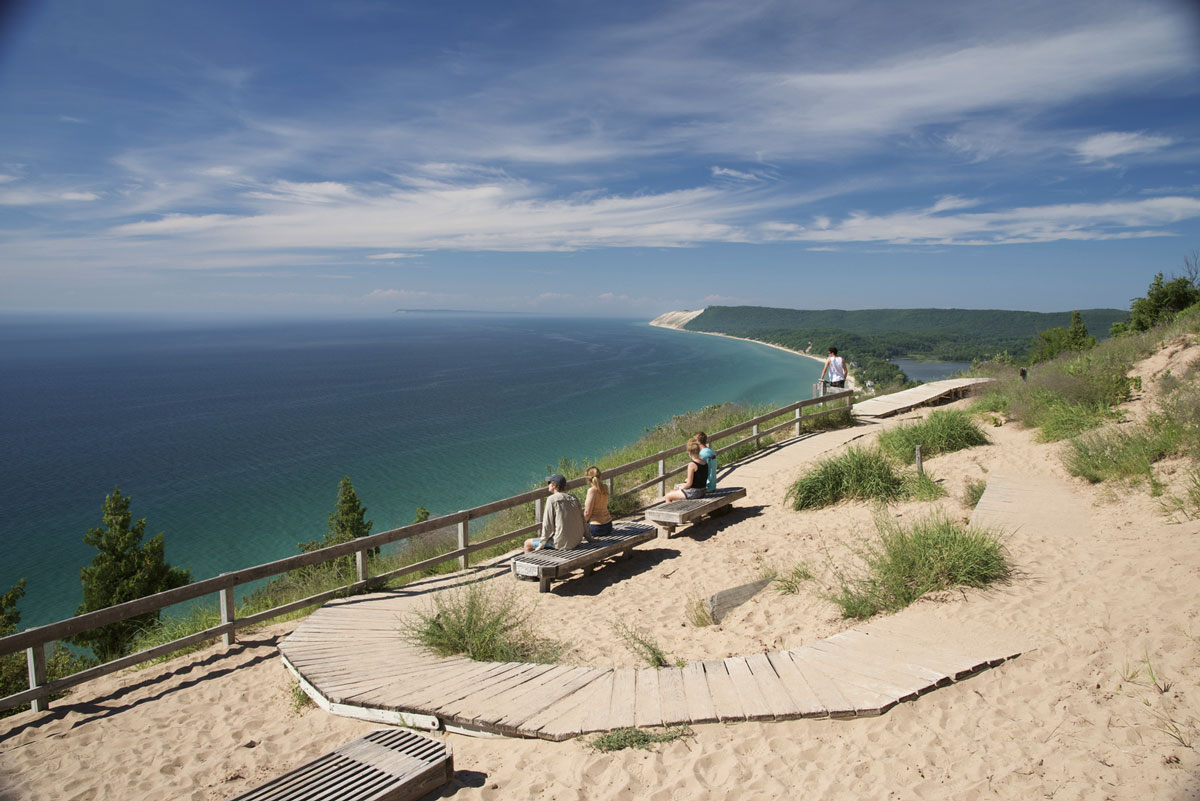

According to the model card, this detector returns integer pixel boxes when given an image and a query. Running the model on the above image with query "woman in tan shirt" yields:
[583,465,613,537]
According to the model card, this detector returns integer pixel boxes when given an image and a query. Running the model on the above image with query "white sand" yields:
[3,346,1199,800]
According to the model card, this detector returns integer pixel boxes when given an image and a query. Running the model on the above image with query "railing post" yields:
[752,423,760,449]
[795,406,802,437]
[606,477,614,495]
[355,549,369,585]
[657,459,665,497]
[26,641,46,713]
[457,519,469,571]
[915,445,924,476]
[535,497,543,522]
[219,584,236,648]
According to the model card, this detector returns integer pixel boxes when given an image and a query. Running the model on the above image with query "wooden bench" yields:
[644,487,747,537]
[511,521,657,592]
[228,728,453,801]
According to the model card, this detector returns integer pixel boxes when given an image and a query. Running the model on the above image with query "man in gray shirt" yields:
[523,473,590,553]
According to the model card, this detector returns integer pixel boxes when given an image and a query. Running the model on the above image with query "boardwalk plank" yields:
[634,668,663,728]
[657,667,689,726]
[681,662,718,724]
[792,646,897,716]
[702,660,744,722]
[781,650,858,717]
[523,669,615,739]
[723,657,774,721]
[607,668,638,730]
[744,653,801,720]
[765,651,827,718]
[581,671,617,733]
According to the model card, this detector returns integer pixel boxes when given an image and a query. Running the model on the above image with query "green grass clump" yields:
[591,726,693,752]
[773,563,814,595]
[786,447,906,509]
[684,595,714,627]
[1161,469,1200,521]
[877,410,990,464]
[829,515,1011,619]
[613,622,677,668]
[964,479,987,508]
[1065,426,1176,484]
[402,583,563,663]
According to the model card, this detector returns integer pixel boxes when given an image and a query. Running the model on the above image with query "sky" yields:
[1,0,1199,318]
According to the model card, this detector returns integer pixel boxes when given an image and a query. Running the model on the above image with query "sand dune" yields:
[2,349,1199,800]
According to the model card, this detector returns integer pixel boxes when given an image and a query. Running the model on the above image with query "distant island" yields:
[651,305,1128,388]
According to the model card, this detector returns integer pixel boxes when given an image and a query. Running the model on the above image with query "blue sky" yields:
[1,0,1199,318]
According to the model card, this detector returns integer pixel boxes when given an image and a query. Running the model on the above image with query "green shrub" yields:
[1065,426,1175,484]
[786,447,906,509]
[829,515,1010,619]
[877,410,990,464]
[401,583,563,663]
[773,563,814,595]
[613,622,676,668]
[902,472,947,501]
[964,479,987,508]
[591,726,692,752]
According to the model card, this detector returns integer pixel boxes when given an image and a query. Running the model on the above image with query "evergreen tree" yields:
[1030,311,1096,364]
[1112,271,1200,336]
[71,487,191,661]
[413,506,430,524]
[300,477,373,552]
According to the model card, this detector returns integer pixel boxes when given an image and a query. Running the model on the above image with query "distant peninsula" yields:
[392,308,535,315]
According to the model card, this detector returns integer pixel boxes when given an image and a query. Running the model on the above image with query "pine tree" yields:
[299,477,373,552]
[71,487,191,661]
[413,506,430,524]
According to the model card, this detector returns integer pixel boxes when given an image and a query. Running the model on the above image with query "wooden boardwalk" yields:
[852,377,992,418]
[280,595,1025,741]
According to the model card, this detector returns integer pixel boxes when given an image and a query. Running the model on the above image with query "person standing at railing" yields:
[661,440,708,503]
[524,473,590,553]
[583,466,613,538]
[820,346,847,389]
[693,432,718,492]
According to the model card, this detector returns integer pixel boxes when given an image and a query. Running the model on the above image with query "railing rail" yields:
[0,389,852,712]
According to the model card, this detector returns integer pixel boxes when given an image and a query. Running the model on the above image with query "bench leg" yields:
[539,574,552,593]
[656,524,675,539]
[582,564,595,576]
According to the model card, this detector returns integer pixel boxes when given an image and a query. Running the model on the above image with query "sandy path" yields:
[2,393,1199,800]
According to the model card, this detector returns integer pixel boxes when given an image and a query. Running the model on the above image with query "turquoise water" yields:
[0,315,821,627]
[891,358,973,383]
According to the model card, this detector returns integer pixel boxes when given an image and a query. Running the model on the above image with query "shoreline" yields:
[649,318,858,390]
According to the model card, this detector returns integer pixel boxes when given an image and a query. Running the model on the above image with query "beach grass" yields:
[877,409,990,464]
[964,478,987,508]
[784,446,947,510]
[773,563,814,595]
[591,726,693,752]
[829,514,1011,619]
[400,582,563,663]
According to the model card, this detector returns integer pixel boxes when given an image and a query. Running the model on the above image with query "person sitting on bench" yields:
[661,441,708,503]
[583,465,613,538]
[693,431,718,493]
[524,473,590,553]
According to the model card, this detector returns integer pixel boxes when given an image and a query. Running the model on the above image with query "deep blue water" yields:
[0,315,821,627]
[891,358,973,383]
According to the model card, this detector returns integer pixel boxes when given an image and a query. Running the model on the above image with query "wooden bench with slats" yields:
[227,728,453,801]
[644,487,747,537]
[511,521,657,592]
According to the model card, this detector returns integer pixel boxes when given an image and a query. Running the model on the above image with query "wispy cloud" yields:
[1076,131,1175,164]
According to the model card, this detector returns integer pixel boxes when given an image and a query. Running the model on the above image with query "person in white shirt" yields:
[820,347,847,389]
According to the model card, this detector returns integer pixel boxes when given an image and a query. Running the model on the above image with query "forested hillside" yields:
[686,306,1125,361]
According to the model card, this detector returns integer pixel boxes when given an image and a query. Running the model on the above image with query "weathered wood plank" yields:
[581,671,617,733]
[701,660,744,722]
[723,657,775,720]
[744,653,801,720]
[634,667,663,728]
[791,645,897,716]
[779,650,857,717]
[681,662,719,724]
[606,668,638,730]
[656,666,689,726]
[522,668,615,739]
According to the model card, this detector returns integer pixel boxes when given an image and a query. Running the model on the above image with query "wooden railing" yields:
[0,390,853,713]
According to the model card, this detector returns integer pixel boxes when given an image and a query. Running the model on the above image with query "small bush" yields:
[613,622,674,668]
[786,447,906,509]
[1065,427,1175,484]
[829,515,1011,619]
[401,583,563,663]
[964,479,987,508]
[773,563,813,595]
[685,595,714,627]
[877,410,990,464]
[591,726,692,752]
[902,472,947,501]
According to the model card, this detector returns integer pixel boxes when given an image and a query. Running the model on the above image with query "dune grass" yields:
[785,446,945,510]
[591,726,693,752]
[400,582,563,663]
[877,409,990,464]
[964,478,987,508]
[829,515,1011,619]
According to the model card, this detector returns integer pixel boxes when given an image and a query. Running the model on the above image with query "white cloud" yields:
[1076,131,1175,163]
[763,195,1200,246]
[362,288,432,300]
[711,166,763,181]
[366,252,421,260]
[0,187,101,205]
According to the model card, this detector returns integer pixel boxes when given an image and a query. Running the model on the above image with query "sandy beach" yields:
[2,345,1199,801]
[649,311,858,390]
